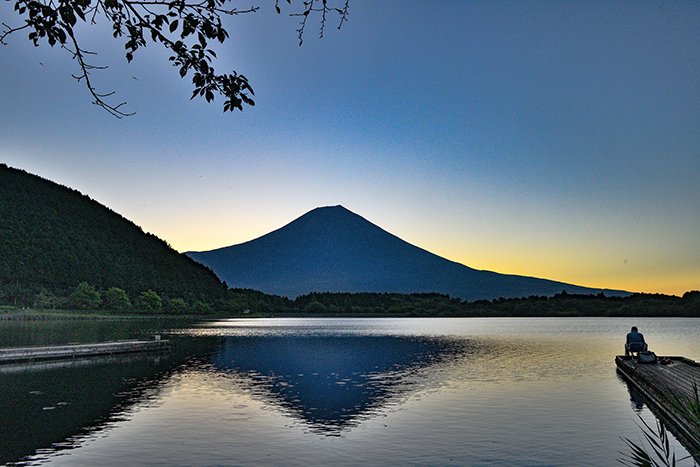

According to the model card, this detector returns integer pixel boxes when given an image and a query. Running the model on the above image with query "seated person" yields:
[625,326,648,356]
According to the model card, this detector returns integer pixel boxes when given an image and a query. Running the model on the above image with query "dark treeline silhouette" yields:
[287,290,700,318]
[5,285,698,318]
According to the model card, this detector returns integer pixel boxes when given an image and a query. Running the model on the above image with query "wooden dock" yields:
[0,339,170,364]
[616,355,700,462]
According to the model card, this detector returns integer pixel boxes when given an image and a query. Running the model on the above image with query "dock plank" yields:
[635,364,696,394]
[0,339,170,364]
[628,360,700,391]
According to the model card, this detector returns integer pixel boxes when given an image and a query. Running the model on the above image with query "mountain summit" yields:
[186,205,627,300]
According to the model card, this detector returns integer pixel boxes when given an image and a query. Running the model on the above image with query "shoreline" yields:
[2,308,700,321]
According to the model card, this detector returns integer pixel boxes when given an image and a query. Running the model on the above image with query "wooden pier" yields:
[616,355,700,462]
[0,339,170,364]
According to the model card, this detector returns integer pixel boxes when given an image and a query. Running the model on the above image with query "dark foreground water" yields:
[0,317,698,466]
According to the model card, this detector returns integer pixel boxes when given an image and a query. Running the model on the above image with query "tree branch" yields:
[63,23,135,117]
[287,0,348,45]
[3,0,350,116]
[0,22,31,45]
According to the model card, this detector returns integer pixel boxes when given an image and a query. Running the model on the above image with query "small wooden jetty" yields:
[616,355,700,461]
[0,339,170,364]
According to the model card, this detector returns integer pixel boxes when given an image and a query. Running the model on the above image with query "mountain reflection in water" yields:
[4,318,697,466]
[0,331,477,463]
[209,335,475,434]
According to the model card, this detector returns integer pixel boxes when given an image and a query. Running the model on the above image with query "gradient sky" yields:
[1,1,699,295]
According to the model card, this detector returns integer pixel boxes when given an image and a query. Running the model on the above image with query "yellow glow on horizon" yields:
[441,249,699,297]
[414,233,699,297]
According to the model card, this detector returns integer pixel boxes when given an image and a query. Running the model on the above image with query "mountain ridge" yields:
[187,205,629,300]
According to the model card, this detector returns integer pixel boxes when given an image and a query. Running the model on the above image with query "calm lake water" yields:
[1,317,699,466]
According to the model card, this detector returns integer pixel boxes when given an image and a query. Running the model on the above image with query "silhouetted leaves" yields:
[1,0,351,116]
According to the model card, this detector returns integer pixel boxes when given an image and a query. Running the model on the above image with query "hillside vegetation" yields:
[0,164,226,307]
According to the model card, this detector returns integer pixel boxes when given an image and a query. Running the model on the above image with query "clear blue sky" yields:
[1,0,699,294]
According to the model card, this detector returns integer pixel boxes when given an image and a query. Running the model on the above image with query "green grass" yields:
[620,384,700,466]
[0,308,215,320]
[0,307,289,321]
[685,384,700,425]
[665,382,700,435]
[618,415,693,467]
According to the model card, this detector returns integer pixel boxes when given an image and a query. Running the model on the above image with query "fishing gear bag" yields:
[638,351,657,364]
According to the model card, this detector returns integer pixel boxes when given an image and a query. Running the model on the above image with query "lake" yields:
[1,317,698,465]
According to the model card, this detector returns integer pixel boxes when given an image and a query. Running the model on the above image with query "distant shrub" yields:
[304,301,327,313]
[192,300,211,314]
[69,282,101,310]
[137,290,162,313]
[103,287,131,312]
[34,289,61,310]
[168,298,188,314]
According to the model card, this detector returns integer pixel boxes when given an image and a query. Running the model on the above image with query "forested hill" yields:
[0,164,226,305]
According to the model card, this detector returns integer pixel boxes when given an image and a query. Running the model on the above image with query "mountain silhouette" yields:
[186,205,628,300]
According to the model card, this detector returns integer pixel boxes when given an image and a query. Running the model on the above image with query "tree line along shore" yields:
[1,282,698,319]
